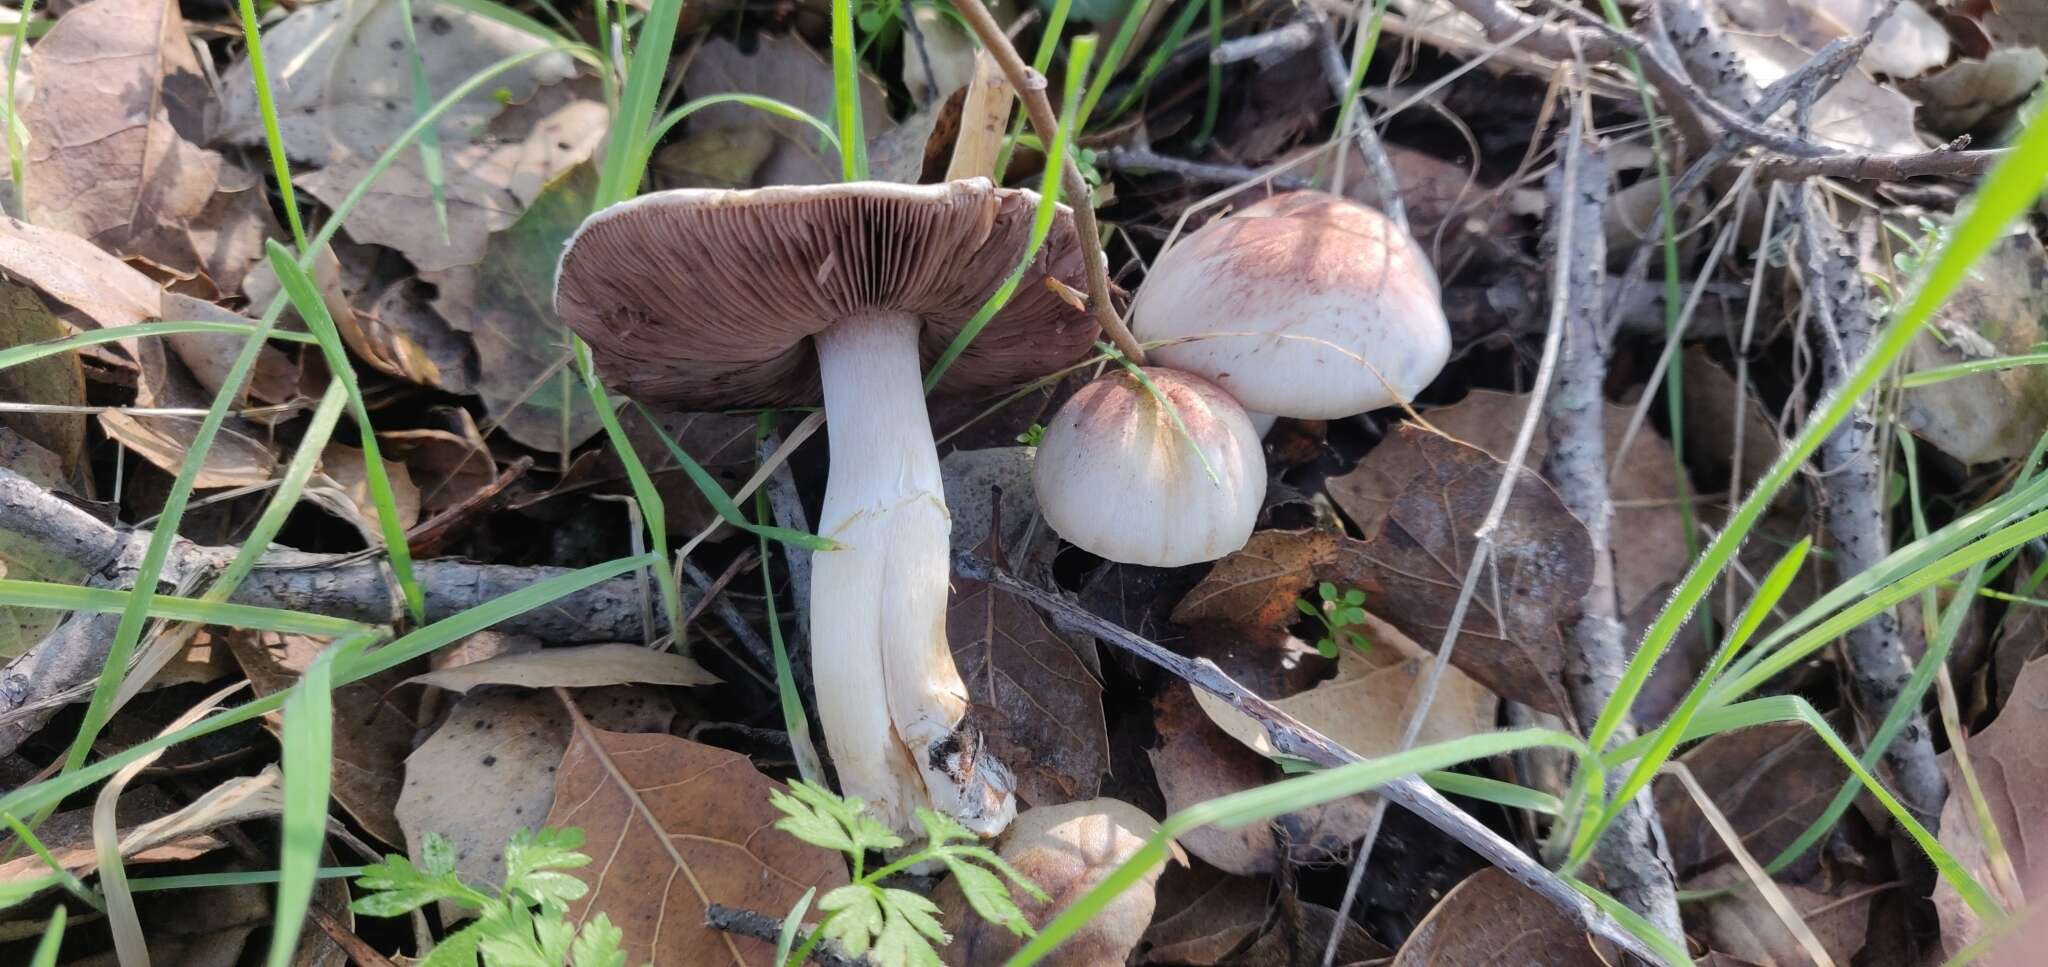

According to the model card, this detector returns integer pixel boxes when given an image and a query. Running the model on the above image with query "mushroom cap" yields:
[554,179,1099,408]
[1129,191,1449,419]
[1033,367,1265,567]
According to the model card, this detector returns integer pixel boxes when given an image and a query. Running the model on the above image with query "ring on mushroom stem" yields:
[1034,367,1266,567]
[1131,191,1452,428]
[554,179,1101,838]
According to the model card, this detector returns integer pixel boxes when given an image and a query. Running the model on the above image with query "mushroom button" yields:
[554,179,1100,838]
[1034,368,1265,567]
[1130,191,1450,429]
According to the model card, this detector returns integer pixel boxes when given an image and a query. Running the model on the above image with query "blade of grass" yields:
[265,241,425,622]
[636,402,835,550]
[1420,771,1562,815]
[392,0,451,245]
[1107,0,1207,120]
[579,375,684,645]
[990,0,1075,182]
[266,636,360,967]
[28,908,61,967]
[595,0,684,206]
[3,0,34,216]
[637,94,840,187]
[1899,352,2048,388]
[1565,877,1692,967]
[750,420,824,787]
[924,34,1094,390]
[1075,0,1157,130]
[0,812,101,910]
[232,0,309,251]
[0,579,374,637]
[126,867,366,892]
[830,0,868,179]
[205,381,351,602]
[1006,729,1596,966]
[0,322,318,373]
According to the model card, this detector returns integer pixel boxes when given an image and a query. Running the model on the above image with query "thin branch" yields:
[1537,127,1683,941]
[954,556,1667,966]
[948,0,1147,364]
[1095,145,1315,190]
[1755,144,2001,182]
[704,904,868,967]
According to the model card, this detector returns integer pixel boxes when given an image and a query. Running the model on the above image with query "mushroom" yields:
[1129,191,1449,432]
[554,180,1099,837]
[1033,367,1265,566]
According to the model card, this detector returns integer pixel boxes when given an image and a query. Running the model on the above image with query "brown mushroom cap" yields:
[554,179,1100,408]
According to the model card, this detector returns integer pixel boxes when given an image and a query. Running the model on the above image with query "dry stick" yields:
[1755,146,2001,182]
[758,431,815,645]
[953,556,1665,965]
[1306,6,1405,229]
[1096,144,1317,190]
[947,0,1148,364]
[1535,130,1684,943]
[704,904,869,967]
[1211,18,1317,65]
[1793,185,1946,825]
[0,465,694,754]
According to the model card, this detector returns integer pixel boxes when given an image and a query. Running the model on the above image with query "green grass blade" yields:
[1566,876,1690,967]
[594,0,685,206]
[637,94,839,185]
[1587,95,2048,755]
[1899,352,2048,388]
[0,322,318,373]
[4,0,35,216]
[1420,771,1561,815]
[1108,0,1207,121]
[126,867,366,893]
[1196,0,1222,146]
[924,34,1094,390]
[266,637,358,967]
[28,907,62,967]
[1,812,101,910]
[392,0,451,244]
[232,0,309,251]
[1571,538,1810,864]
[636,401,836,550]
[829,0,868,180]
[580,376,683,644]
[1076,0,1155,130]
[207,381,350,599]
[776,887,816,967]
[0,579,373,637]
[1006,729,1591,965]
[991,0,1076,182]
[264,240,425,622]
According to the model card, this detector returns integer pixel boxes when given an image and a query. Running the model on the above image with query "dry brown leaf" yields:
[349,274,479,393]
[1325,425,1595,715]
[1139,862,1273,965]
[1687,862,1876,966]
[397,686,675,900]
[1991,604,2048,709]
[0,215,159,330]
[943,446,1065,576]
[1901,47,2048,135]
[309,442,423,540]
[98,410,279,490]
[1149,683,1283,876]
[421,163,601,453]
[0,770,281,885]
[1681,349,1784,500]
[217,0,576,167]
[1896,232,2048,464]
[23,0,266,287]
[1934,657,2048,958]
[543,720,849,966]
[1717,0,1949,78]
[402,643,718,693]
[381,406,497,514]
[949,524,1110,808]
[228,631,416,845]
[681,34,893,188]
[1392,867,1613,966]
[937,799,1169,966]
[653,126,779,190]
[1655,721,1851,883]
[1723,33,1929,156]
[306,79,604,284]
[1172,529,1346,634]
[1192,628,1497,766]
[0,280,86,488]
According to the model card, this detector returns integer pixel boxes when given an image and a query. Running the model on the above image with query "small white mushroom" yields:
[1131,191,1451,423]
[1033,367,1265,567]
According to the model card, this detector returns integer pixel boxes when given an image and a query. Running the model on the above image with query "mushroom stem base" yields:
[810,310,1015,838]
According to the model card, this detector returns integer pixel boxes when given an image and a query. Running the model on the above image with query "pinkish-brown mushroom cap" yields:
[554,179,1100,408]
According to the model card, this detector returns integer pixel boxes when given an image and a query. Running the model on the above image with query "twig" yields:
[704,904,867,967]
[1211,20,1317,65]
[1536,127,1683,941]
[759,431,814,645]
[0,465,693,754]
[954,556,1667,965]
[1307,6,1406,231]
[307,904,398,967]
[1755,144,2000,182]
[947,0,1147,364]
[1095,145,1315,190]
[680,557,779,691]
[1794,185,1946,824]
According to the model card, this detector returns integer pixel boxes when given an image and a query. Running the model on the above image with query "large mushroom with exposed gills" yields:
[554,179,1099,838]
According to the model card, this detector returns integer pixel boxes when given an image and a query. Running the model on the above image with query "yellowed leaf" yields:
[403,643,717,693]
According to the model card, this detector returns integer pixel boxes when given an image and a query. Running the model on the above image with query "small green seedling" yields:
[1297,582,1372,659]
[352,827,644,967]
[772,780,1048,967]
[1016,423,1046,446]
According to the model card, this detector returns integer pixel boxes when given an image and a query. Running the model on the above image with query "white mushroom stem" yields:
[810,310,1015,837]
[1246,411,1279,438]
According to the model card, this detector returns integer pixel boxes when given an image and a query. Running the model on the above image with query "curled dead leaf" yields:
[1392,868,1614,965]
[401,643,718,693]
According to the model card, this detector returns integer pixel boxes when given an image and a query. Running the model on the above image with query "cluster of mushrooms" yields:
[554,179,1451,841]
